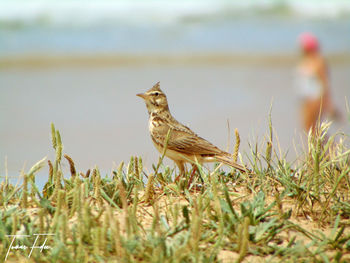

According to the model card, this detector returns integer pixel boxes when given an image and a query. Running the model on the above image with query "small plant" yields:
[0,122,349,262]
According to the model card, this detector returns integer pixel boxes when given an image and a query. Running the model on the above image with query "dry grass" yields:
[0,122,349,262]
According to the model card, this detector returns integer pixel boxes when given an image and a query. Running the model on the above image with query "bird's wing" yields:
[151,116,250,173]
[166,121,224,156]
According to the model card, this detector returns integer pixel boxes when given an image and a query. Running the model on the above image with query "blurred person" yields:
[296,32,339,134]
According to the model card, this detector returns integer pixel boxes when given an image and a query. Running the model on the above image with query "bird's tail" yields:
[215,155,250,173]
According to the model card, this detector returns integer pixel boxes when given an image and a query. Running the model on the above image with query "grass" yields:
[0,121,350,262]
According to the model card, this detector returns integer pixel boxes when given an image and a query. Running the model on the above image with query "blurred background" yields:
[1,0,350,184]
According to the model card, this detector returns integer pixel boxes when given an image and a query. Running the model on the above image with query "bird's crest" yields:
[149,81,161,92]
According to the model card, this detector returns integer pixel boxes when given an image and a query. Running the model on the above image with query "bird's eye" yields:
[154,92,159,96]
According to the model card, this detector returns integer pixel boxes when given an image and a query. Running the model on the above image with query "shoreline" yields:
[2,52,350,68]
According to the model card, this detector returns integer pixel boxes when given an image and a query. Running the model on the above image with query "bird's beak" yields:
[136,93,147,99]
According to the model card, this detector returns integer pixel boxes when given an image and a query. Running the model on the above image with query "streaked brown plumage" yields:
[137,82,248,176]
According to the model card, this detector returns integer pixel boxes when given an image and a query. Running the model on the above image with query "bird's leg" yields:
[187,164,197,187]
[175,161,185,182]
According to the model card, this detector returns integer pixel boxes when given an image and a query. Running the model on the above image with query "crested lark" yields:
[137,82,248,177]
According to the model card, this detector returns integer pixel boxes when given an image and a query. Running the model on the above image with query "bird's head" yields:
[137,82,169,114]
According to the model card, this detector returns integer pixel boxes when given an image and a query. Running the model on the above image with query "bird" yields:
[137,82,249,179]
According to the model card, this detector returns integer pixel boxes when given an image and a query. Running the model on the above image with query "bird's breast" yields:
[149,115,166,133]
[148,117,158,134]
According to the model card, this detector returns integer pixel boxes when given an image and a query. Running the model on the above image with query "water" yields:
[1,0,350,187]
[1,0,350,56]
